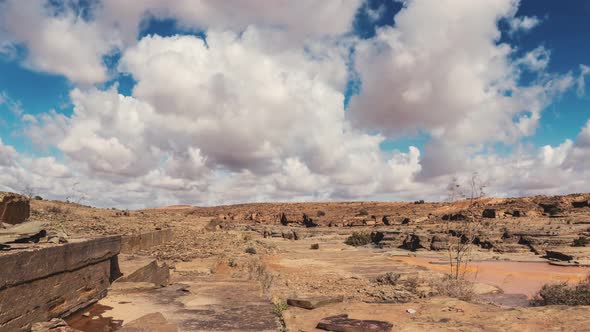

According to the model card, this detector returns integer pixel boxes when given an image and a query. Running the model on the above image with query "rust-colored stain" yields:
[391,256,590,297]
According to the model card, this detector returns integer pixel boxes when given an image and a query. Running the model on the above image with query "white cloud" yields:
[3,0,588,208]
[507,15,541,34]
[0,0,121,85]
[347,0,573,179]
[577,64,590,96]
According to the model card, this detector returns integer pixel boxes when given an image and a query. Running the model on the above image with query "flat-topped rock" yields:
[0,235,121,289]
[316,314,393,332]
[287,296,344,310]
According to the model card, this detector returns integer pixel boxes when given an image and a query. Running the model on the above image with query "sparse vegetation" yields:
[310,243,319,250]
[316,210,326,217]
[345,231,372,247]
[245,246,257,255]
[246,258,274,293]
[228,258,238,267]
[445,173,486,280]
[33,195,43,200]
[572,236,588,247]
[47,205,65,214]
[531,275,590,306]
[373,272,400,285]
[357,208,369,216]
[271,297,288,316]
[432,274,475,301]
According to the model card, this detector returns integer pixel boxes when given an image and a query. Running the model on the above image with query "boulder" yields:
[572,200,589,208]
[382,216,391,226]
[545,250,574,261]
[303,213,317,228]
[442,213,466,221]
[401,233,431,251]
[280,212,288,226]
[316,314,393,332]
[482,209,496,218]
[0,192,30,225]
[287,296,343,310]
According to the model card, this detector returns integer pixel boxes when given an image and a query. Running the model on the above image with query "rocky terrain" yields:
[3,192,590,331]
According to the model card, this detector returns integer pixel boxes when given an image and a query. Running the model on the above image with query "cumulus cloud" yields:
[347,0,573,179]
[0,0,121,84]
[3,0,588,208]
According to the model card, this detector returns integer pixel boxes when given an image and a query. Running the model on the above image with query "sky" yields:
[0,0,589,208]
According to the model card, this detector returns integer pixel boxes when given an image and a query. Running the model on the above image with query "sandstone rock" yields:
[303,213,317,228]
[545,250,574,261]
[482,209,496,218]
[0,221,46,244]
[572,200,589,208]
[316,314,393,332]
[280,212,288,226]
[0,192,30,225]
[287,296,343,309]
[31,318,81,332]
[401,233,431,251]
[365,220,376,226]
[115,255,170,287]
[118,312,178,332]
[442,213,466,221]
[430,235,450,251]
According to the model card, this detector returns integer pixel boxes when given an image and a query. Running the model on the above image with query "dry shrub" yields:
[432,274,475,301]
[271,297,288,317]
[245,246,257,255]
[310,243,320,250]
[345,232,372,247]
[357,208,369,216]
[47,205,65,214]
[246,258,274,293]
[531,275,590,306]
[374,272,401,285]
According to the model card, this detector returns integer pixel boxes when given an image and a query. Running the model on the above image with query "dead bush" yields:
[531,275,590,306]
[432,274,475,301]
[246,258,274,293]
[344,232,372,247]
[47,205,65,214]
[245,246,257,255]
[373,272,400,285]
[310,243,320,250]
[357,208,369,216]
[316,210,326,217]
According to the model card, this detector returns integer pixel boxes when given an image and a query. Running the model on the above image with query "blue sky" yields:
[0,0,589,207]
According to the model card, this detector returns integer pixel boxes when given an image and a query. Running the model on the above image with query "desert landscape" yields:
[2,191,590,331]
[2,1,590,331]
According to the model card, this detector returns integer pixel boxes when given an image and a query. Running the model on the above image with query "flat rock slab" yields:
[118,312,178,332]
[317,314,393,332]
[116,254,170,286]
[287,296,343,309]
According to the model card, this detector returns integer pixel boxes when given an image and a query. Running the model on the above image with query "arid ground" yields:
[23,193,590,331]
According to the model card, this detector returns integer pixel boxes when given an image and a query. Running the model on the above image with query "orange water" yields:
[391,256,590,297]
